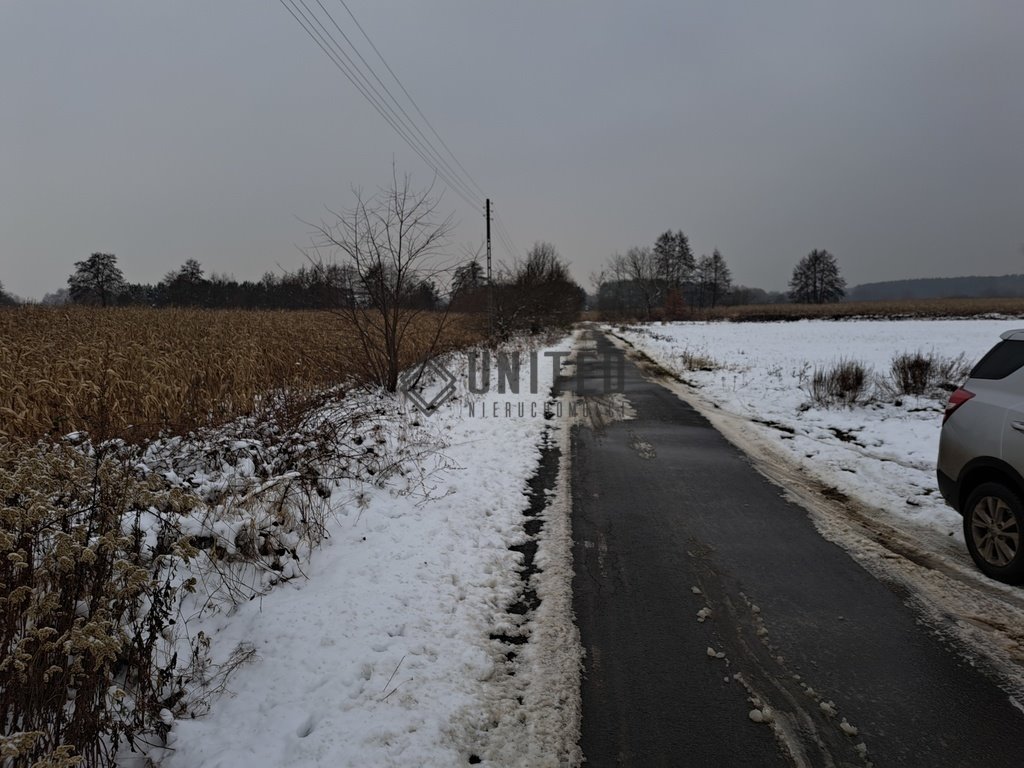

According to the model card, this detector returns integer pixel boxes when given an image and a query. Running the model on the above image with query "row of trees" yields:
[492,242,584,334]
[592,229,846,318]
[48,180,579,314]
[14,230,842,325]
[53,252,437,311]
[10,245,844,316]
[593,231,736,317]
[446,244,584,332]
[55,243,583,329]
[41,177,583,392]
[55,206,582,351]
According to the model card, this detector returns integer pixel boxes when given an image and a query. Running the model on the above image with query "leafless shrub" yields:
[886,351,971,397]
[677,349,717,371]
[303,172,459,392]
[493,242,583,337]
[805,359,871,407]
[931,352,973,390]
[890,352,931,395]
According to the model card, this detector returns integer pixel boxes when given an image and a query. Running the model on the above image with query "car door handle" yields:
[1013,421,1024,434]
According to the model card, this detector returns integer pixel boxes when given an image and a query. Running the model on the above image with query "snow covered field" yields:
[161,337,582,768]
[610,319,1017,559]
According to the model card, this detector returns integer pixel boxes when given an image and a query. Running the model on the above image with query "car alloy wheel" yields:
[963,482,1024,584]
[969,496,1019,566]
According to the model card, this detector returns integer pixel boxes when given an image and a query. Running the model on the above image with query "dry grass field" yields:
[0,305,489,763]
[0,306,484,443]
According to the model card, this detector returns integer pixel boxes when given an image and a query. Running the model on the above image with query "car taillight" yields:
[942,387,975,425]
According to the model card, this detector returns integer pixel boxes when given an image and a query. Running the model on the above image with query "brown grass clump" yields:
[886,351,972,397]
[805,359,871,406]
[0,442,198,765]
[0,306,482,443]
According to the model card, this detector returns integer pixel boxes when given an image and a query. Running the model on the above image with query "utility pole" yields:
[486,198,493,336]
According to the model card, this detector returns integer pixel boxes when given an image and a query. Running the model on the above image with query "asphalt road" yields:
[569,329,1024,767]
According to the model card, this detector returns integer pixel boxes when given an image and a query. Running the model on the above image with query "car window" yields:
[970,340,1024,380]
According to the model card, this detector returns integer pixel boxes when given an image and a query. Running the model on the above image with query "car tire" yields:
[963,482,1024,584]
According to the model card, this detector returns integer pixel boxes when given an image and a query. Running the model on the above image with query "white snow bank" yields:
[163,338,582,768]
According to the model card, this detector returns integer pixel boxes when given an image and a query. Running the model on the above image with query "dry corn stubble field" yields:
[0,306,485,443]
[1,305,492,764]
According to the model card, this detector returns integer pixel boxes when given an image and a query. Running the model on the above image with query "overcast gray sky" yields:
[3,1,1023,300]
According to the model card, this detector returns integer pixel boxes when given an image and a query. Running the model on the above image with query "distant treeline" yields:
[849,274,1024,301]
[40,261,442,311]
[24,248,584,335]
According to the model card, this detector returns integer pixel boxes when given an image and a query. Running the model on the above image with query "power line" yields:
[316,0,483,205]
[496,217,518,258]
[495,228,517,262]
[279,0,482,209]
[280,0,530,269]
[494,222,518,263]
[334,0,487,201]
[291,0,481,208]
[494,212,523,261]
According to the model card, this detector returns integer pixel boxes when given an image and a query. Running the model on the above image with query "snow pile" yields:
[159,337,582,767]
[126,394,407,611]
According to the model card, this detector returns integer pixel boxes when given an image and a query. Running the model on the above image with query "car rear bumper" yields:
[937,468,960,512]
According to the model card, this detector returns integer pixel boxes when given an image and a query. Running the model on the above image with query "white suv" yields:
[938,329,1024,583]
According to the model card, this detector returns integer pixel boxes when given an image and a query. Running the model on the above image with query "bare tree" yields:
[517,242,567,283]
[594,252,640,317]
[161,259,209,306]
[493,242,582,335]
[594,255,622,316]
[653,230,695,289]
[695,249,732,309]
[789,249,845,303]
[446,242,488,315]
[68,253,125,307]
[624,246,663,318]
[305,173,454,392]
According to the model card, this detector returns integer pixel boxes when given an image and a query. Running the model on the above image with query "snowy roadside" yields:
[606,319,1018,569]
[161,336,583,768]
[605,318,1024,698]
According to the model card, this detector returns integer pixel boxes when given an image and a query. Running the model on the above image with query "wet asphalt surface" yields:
[569,329,1024,767]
